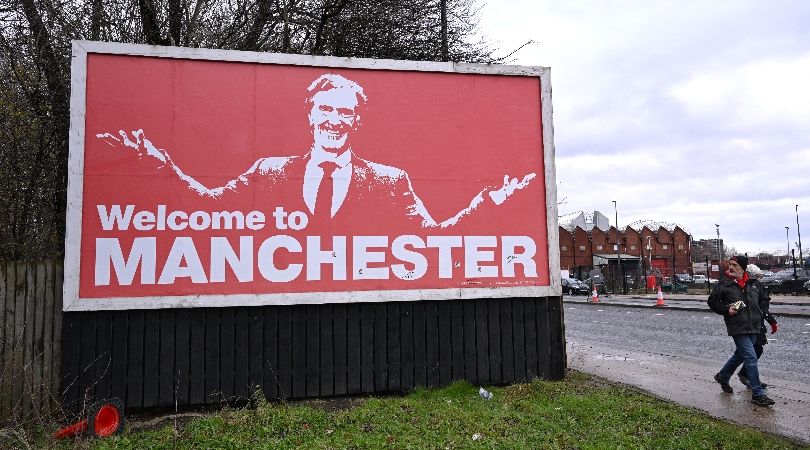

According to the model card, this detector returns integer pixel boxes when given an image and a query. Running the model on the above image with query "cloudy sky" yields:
[478,0,810,257]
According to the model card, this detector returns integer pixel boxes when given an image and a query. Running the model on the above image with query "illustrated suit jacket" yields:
[209,151,436,230]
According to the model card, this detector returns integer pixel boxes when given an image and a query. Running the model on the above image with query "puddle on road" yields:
[594,353,636,362]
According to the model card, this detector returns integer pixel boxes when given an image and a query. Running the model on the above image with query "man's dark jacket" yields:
[707,277,768,336]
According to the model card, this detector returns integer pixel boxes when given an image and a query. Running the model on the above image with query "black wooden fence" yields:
[61,297,565,413]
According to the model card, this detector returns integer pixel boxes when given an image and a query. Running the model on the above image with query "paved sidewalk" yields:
[563,293,810,317]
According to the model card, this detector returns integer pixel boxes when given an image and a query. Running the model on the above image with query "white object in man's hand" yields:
[488,173,536,205]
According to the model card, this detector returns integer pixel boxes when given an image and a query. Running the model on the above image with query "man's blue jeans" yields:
[718,334,765,396]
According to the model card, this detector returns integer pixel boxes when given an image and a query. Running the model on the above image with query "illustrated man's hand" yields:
[727,306,738,317]
[96,129,170,168]
[488,173,536,205]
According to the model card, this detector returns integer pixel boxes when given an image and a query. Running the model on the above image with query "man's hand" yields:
[728,306,738,317]
[770,322,779,334]
[488,173,536,205]
[97,129,169,167]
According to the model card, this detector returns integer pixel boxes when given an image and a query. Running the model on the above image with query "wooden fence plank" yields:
[248,307,263,396]
[174,309,190,406]
[549,298,566,378]
[345,304,361,394]
[233,308,250,400]
[0,262,12,418]
[425,301,439,388]
[487,299,502,383]
[437,302,451,386]
[523,299,538,380]
[499,299,515,384]
[386,303,401,392]
[93,312,113,406]
[125,311,144,408]
[41,261,55,415]
[142,311,160,408]
[536,298,551,379]
[511,299,526,382]
[449,301,464,381]
[31,262,46,419]
[360,304,374,393]
[462,300,477,383]
[332,304,347,396]
[219,308,235,401]
[373,303,387,391]
[319,305,334,396]
[305,305,321,397]
[59,313,81,414]
[399,302,414,390]
[52,262,63,398]
[474,299,490,386]
[262,307,279,400]
[110,312,129,406]
[276,306,292,400]
[204,309,221,403]
[77,312,96,410]
[290,306,307,398]
[188,309,206,405]
[12,263,27,418]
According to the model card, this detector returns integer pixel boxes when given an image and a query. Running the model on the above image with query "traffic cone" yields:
[656,286,667,307]
[591,286,599,303]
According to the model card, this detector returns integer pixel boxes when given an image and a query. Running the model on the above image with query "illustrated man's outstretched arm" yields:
[401,171,537,229]
[97,129,269,198]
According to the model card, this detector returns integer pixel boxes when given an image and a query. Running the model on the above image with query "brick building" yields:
[559,212,692,284]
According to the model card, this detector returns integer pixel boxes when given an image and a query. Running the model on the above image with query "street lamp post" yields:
[797,205,804,267]
[612,201,625,294]
[785,226,790,267]
[715,224,722,261]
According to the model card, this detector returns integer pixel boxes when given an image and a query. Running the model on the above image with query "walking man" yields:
[707,255,776,406]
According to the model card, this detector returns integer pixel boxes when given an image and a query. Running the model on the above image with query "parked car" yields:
[675,273,693,283]
[763,268,810,294]
[562,278,590,295]
[804,279,810,293]
[692,274,708,284]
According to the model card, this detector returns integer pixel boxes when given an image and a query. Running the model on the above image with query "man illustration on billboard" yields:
[98,74,535,228]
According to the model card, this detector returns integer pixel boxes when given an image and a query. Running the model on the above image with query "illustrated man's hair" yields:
[305,73,368,107]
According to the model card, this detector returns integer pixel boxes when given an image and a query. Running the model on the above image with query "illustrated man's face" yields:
[309,88,360,152]
[728,260,744,279]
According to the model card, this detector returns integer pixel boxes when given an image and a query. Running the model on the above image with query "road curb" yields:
[562,299,810,318]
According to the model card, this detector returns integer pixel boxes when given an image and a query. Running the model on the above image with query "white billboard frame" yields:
[64,40,561,311]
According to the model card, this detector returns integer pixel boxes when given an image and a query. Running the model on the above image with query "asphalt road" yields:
[565,303,810,384]
[565,302,810,442]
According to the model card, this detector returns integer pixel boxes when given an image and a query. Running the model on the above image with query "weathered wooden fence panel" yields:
[0,261,63,423]
[59,297,566,414]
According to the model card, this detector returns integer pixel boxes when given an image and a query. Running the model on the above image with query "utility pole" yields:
[785,226,790,267]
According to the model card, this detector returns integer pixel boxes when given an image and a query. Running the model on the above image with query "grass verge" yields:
[16,371,809,449]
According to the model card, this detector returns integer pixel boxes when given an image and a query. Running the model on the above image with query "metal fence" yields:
[0,260,63,423]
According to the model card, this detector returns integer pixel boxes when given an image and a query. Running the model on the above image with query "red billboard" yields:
[64,41,560,310]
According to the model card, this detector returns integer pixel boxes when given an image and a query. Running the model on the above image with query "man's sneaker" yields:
[738,372,768,389]
[714,373,733,393]
[751,395,776,407]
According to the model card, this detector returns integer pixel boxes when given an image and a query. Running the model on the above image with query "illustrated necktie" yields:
[314,161,339,219]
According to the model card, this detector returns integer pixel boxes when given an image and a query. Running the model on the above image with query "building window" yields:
[662,244,668,250]
[561,245,568,251]
[579,245,586,251]
[596,245,603,251]
[630,245,636,250]
[678,244,684,250]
